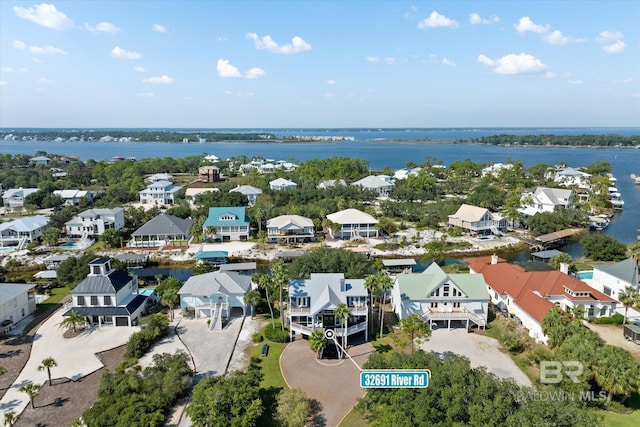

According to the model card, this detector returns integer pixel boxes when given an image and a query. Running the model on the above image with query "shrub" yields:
[124,313,170,359]
[526,347,554,367]
[499,333,528,354]
[264,324,289,343]
[592,313,624,324]
[252,333,264,343]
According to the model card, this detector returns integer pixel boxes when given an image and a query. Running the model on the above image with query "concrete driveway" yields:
[420,328,532,387]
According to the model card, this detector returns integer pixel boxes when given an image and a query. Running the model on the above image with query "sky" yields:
[1,1,639,128]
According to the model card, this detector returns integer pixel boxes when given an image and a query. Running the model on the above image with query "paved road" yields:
[420,328,532,387]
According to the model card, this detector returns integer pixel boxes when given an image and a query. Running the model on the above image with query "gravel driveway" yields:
[420,328,532,387]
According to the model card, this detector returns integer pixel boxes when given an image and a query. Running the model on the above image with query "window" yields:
[296,297,309,307]
[91,296,99,306]
[453,302,460,308]
[219,214,237,221]
[430,302,438,308]
[104,296,112,306]
[443,285,449,297]
[77,296,85,306]
[600,306,608,316]
[603,286,611,296]
[588,305,594,316]
[92,266,101,275]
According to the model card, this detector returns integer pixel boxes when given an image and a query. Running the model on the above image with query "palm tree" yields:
[271,262,289,331]
[334,303,350,358]
[571,304,586,320]
[377,273,394,339]
[593,345,640,402]
[4,411,17,427]
[244,289,262,319]
[364,273,381,336]
[19,382,41,409]
[618,286,639,325]
[161,288,179,321]
[38,357,57,386]
[254,273,275,327]
[253,206,264,232]
[309,330,326,359]
[59,310,85,333]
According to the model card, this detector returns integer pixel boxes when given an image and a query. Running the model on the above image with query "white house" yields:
[288,273,368,341]
[352,175,394,196]
[519,187,574,216]
[448,204,506,236]
[203,207,250,241]
[229,185,263,206]
[29,156,51,166]
[269,178,298,191]
[0,283,37,333]
[65,208,125,238]
[317,179,346,190]
[67,258,148,327]
[139,180,182,206]
[178,271,252,328]
[481,163,513,177]
[130,213,193,247]
[2,188,39,212]
[326,208,379,239]
[53,189,93,206]
[552,166,592,189]
[590,256,639,300]
[392,263,489,330]
[146,173,173,183]
[0,215,49,247]
[267,215,315,243]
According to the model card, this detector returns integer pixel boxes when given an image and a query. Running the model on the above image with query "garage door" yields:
[115,317,129,327]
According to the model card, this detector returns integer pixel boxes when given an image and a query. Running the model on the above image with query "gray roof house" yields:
[266,214,315,243]
[590,256,640,301]
[352,175,394,196]
[229,185,263,206]
[0,215,49,248]
[178,271,253,329]
[68,258,148,327]
[1,283,37,333]
[130,214,194,247]
[2,188,39,211]
[288,273,368,341]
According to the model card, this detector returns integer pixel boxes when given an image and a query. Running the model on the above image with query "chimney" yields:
[560,262,569,275]
[491,254,498,265]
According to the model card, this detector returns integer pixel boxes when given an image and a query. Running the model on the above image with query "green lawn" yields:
[604,411,640,427]
[35,286,70,315]
[249,339,288,390]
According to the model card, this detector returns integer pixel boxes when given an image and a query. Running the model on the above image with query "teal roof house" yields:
[203,207,250,241]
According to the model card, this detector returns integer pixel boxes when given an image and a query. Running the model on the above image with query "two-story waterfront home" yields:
[53,189,94,206]
[67,258,148,327]
[0,215,49,248]
[448,204,506,236]
[288,273,368,341]
[326,208,379,239]
[391,263,489,330]
[589,256,639,300]
[2,188,39,212]
[352,175,394,196]
[203,207,250,241]
[139,180,182,207]
[65,208,124,238]
[178,271,252,329]
[518,187,575,216]
[267,215,315,243]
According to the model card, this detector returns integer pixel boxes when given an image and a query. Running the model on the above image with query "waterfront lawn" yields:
[35,286,70,315]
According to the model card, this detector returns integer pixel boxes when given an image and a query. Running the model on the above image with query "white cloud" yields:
[366,56,380,63]
[0,81,7,86]
[543,71,557,79]
[568,80,583,85]
[613,78,633,84]
[133,66,146,72]
[142,75,174,84]
[224,90,254,97]
[597,31,625,53]
[37,77,54,84]
[469,13,499,25]
[18,43,68,55]
[217,36,228,42]
[246,33,312,54]
[544,30,587,45]
[111,46,141,59]
[514,17,549,34]
[245,67,266,79]
[217,59,242,78]
[404,5,418,20]
[385,57,397,65]
[321,92,334,99]
[152,24,167,33]
[417,11,459,29]
[441,57,456,66]
[136,92,154,97]
[327,80,337,85]
[84,21,120,34]
[477,53,547,75]
[13,3,73,30]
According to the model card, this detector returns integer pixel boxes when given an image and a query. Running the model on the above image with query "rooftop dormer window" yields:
[219,214,237,221]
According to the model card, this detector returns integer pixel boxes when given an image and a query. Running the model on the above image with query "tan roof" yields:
[326,208,378,225]
[449,204,490,222]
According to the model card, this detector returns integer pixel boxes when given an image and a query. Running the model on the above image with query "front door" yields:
[323,314,335,328]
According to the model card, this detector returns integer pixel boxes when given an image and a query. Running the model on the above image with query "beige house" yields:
[448,204,506,236]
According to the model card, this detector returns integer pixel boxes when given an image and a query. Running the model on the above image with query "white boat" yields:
[589,215,610,230]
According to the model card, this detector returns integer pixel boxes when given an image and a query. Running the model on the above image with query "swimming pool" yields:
[577,271,593,280]
[0,247,15,254]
